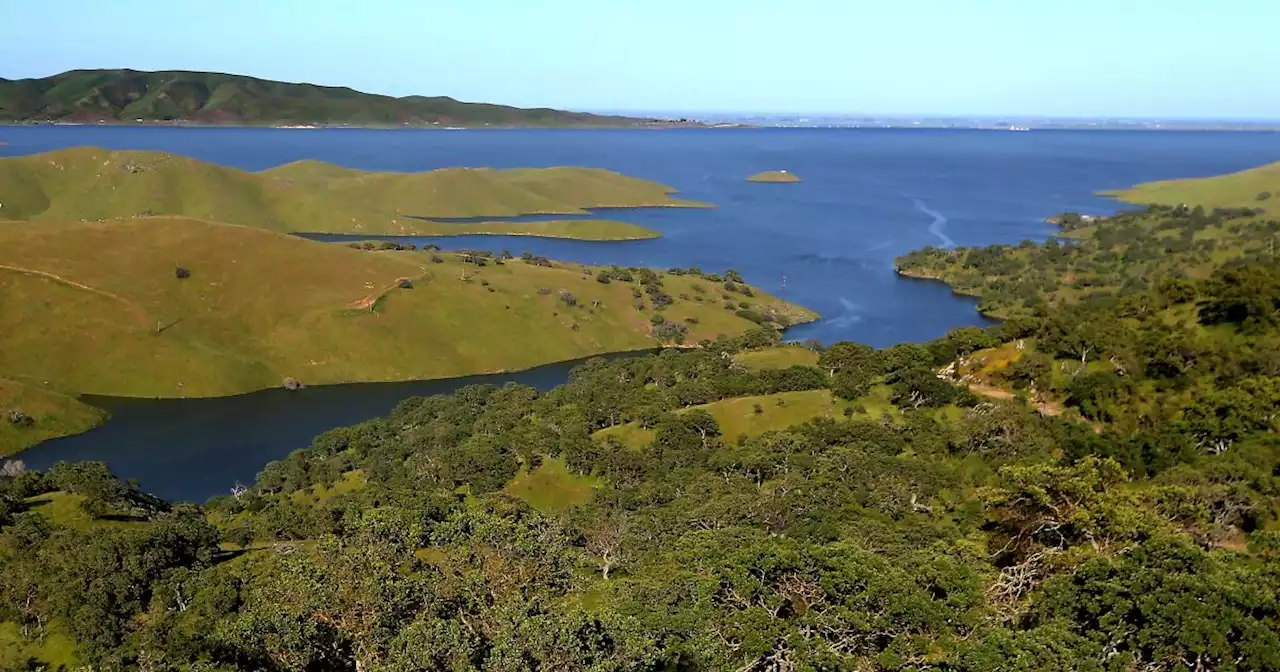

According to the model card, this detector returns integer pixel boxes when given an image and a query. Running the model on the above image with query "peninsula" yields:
[0,147,710,237]
[0,69,686,127]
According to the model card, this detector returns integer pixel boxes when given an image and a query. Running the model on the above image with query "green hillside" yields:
[898,167,1280,319]
[0,147,707,236]
[1107,161,1280,215]
[0,216,812,406]
[0,378,106,455]
[0,69,662,127]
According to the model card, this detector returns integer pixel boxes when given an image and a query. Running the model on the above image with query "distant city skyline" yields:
[3,0,1279,120]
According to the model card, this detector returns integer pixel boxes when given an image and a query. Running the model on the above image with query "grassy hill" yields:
[0,378,106,455]
[0,69,662,127]
[1106,161,1280,215]
[0,147,704,237]
[0,216,814,407]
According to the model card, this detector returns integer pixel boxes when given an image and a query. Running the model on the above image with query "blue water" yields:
[7,126,1279,346]
[5,126,1280,500]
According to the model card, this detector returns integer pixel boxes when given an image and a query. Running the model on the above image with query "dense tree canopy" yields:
[1,203,1278,670]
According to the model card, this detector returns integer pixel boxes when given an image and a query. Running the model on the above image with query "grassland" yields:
[0,379,106,456]
[1106,161,1280,215]
[0,147,709,237]
[0,216,814,407]
[595,387,902,449]
[0,621,80,670]
[732,345,819,371]
[504,457,600,514]
[747,170,801,183]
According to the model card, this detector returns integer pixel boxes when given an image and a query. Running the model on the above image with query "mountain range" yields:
[0,69,666,127]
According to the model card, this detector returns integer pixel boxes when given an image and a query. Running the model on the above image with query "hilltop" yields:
[0,69,673,127]
[0,147,708,237]
[0,216,814,452]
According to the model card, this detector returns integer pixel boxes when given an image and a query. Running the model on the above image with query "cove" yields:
[19,353,649,503]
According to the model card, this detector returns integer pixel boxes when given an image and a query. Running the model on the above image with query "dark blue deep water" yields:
[4,126,1279,500]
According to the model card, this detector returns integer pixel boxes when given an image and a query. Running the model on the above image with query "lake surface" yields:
[4,126,1280,500]
[19,354,646,502]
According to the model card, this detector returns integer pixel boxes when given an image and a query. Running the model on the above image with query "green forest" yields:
[2,198,1279,669]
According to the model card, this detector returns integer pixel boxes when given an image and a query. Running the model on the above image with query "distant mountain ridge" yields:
[0,69,665,127]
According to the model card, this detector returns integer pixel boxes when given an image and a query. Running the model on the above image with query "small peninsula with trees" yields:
[747,170,801,183]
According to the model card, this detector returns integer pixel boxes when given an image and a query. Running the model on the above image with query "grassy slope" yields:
[596,387,903,449]
[0,621,80,670]
[0,379,106,456]
[1107,161,1280,215]
[0,217,813,400]
[747,170,801,183]
[504,457,599,515]
[0,68,651,127]
[733,345,820,371]
[0,148,706,237]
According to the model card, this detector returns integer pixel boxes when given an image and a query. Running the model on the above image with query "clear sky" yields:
[2,0,1277,119]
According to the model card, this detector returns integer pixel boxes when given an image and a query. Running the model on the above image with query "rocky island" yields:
[747,170,801,183]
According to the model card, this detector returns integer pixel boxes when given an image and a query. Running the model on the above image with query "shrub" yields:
[430,254,444,264]
[538,287,553,296]
[397,279,414,289]
[753,403,764,415]
[174,266,191,280]
[283,377,304,391]
[6,409,33,427]
[596,271,612,284]
[560,291,578,307]
[652,320,689,344]
[1256,191,1271,201]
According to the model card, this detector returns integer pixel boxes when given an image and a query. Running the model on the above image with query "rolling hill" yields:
[0,216,814,452]
[1106,160,1280,215]
[0,147,708,236]
[0,69,664,127]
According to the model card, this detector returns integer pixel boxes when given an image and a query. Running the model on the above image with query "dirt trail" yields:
[0,264,150,325]
[968,382,1101,433]
[969,382,1065,416]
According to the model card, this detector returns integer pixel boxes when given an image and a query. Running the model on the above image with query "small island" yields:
[747,170,801,183]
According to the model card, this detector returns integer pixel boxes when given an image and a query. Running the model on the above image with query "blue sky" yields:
[2,0,1277,118]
